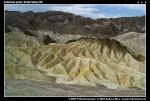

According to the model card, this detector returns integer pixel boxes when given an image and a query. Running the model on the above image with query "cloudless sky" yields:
[4,4,146,19]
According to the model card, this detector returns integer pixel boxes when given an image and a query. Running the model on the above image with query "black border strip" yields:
[3,0,147,4]
[2,0,149,100]
[146,4,150,100]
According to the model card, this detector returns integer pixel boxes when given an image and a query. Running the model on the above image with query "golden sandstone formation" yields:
[5,37,145,90]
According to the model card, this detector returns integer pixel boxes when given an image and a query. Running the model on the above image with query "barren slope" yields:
[112,32,145,57]
[5,37,145,90]
[5,32,44,47]
[5,80,145,96]
[5,11,145,38]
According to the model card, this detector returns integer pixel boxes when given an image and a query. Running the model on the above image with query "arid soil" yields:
[5,80,145,96]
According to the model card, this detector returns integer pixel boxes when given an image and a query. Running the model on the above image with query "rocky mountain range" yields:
[5,10,145,38]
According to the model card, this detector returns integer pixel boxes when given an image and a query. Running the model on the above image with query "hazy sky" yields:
[4,4,146,19]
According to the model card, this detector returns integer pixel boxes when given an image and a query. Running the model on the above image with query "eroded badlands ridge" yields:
[5,37,145,90]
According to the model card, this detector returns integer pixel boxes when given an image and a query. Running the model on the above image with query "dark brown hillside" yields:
[5,10,145,38]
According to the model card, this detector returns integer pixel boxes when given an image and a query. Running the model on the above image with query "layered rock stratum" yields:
[112,32,145,57]
[5,37,145,90]
[5,11,146,96]
[5,10,145,38]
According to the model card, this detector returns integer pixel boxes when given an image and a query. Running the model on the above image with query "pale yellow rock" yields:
[5,37,145,90]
